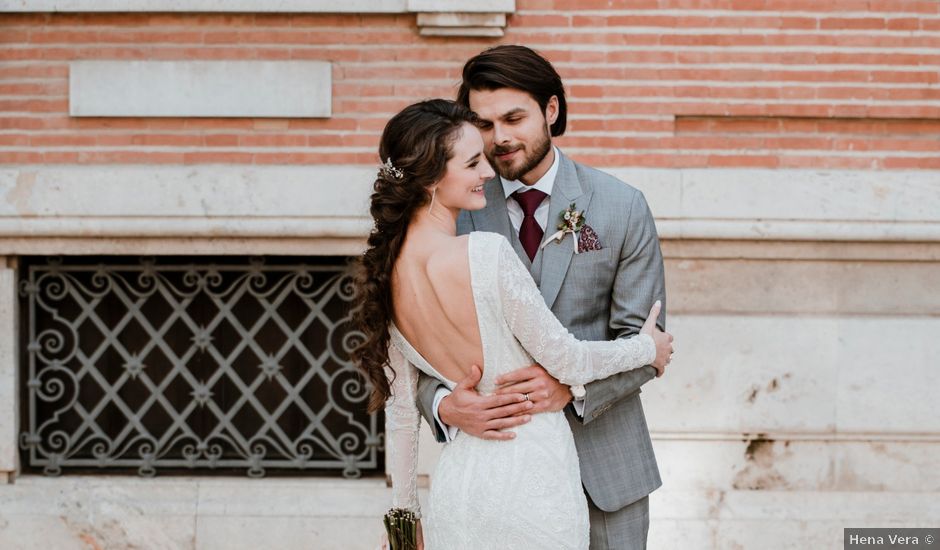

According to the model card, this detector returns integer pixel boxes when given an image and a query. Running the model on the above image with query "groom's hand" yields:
[494,364,572,414]
[438,365,534,441]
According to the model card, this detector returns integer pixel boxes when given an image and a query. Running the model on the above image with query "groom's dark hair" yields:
[457,44,567,137]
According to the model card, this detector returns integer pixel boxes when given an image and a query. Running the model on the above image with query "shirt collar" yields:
[501,146,560,199]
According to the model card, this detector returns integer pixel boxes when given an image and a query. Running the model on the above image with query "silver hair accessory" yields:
[379,157,404,180]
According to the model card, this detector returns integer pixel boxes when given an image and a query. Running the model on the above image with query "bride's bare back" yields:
[391,229,483,383]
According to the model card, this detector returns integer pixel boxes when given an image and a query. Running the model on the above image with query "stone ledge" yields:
[2,166,939,249]
[5,218,940,244]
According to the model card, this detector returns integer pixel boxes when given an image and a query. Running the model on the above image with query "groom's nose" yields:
[492,123,510,145]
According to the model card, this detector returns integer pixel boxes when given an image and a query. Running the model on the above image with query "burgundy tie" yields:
[511,189,548,262]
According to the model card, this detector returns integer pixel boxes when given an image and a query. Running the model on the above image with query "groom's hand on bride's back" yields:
[439,365,534,441]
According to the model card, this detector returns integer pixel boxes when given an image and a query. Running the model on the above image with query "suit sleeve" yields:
[577,190,666,424]
[415,371,449,443]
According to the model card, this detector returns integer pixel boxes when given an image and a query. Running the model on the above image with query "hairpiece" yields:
[379,157,404,181]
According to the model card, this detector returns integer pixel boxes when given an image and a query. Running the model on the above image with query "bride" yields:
[352,99,674,549]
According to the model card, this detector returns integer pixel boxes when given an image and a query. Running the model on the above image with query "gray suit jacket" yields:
[415,150,665,512]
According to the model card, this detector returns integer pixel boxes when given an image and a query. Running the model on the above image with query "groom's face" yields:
[469,87,557,184]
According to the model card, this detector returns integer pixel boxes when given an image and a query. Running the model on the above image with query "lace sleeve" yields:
[384,342,421,516]
[496,236,656,386]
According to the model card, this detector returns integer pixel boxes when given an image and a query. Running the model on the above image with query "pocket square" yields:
[577,224,603,252]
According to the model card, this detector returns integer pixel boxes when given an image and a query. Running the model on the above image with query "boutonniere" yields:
[540,203,603,254]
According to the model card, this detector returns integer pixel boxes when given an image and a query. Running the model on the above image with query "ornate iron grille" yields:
[18,256,381,478]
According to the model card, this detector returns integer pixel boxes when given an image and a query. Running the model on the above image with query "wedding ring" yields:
[523,393,530,401]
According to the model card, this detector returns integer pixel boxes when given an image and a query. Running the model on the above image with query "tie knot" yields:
[512,189,548,216]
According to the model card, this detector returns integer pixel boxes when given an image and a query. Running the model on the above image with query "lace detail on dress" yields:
[383,342,421,516]
[488,232,656,385]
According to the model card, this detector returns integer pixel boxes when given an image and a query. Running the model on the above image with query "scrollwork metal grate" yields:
[18,256,381,478]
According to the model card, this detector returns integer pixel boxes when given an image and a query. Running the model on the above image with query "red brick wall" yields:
[1,1,939,169]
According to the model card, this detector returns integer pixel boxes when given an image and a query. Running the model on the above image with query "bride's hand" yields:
[417,519,425,550]
[639,300,673,377]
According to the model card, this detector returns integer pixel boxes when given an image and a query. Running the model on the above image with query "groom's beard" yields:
[489,125,552,182]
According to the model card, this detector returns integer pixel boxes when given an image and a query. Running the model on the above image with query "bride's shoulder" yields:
[468,231,511,250]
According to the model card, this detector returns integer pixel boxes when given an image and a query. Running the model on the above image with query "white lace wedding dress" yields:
[384,232,656,550]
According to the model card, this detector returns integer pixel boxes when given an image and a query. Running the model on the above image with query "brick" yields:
[239,135,307,147]
[764,136,833,150]
[883,157,940,169]
[41,151,81,163]
[0,64,68,78]
[0,116,46,130]
[868,0,940,13]
[707,154,780,168]
[138,134,204,147]
[288,118,358,131]
[511,14,571,27]
[0,81,66,95]
[185,119,256,130]
[0,14,48,26]
[78,150,187,163]
[886,18,922,31]
[203,134,239,147]
[820,17,886,30]
[0,98,66,112]
[922,18,940,30]
[182,151,254,164]
[28,134,96,147]
[0,151,42,163]
[779,155,879,169]
[0,134,29,146]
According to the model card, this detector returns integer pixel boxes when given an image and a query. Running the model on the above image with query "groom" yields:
[414,45,667,549]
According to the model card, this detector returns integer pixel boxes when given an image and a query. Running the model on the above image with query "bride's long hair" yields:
[352,99,478,413]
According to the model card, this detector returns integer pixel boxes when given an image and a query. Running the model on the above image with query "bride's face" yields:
[431,122,495,212]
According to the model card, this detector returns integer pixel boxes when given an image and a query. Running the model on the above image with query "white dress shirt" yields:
[500,146,559,235]
[432,147,585,442]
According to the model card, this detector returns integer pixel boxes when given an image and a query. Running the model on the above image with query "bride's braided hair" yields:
[352,99,478,412]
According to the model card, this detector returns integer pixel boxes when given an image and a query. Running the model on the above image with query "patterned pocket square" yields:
[577,224,603,252]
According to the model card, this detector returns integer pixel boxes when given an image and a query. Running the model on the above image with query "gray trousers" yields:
[587,493,650,550]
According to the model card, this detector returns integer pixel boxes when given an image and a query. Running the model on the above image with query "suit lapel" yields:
[538,152,592,309]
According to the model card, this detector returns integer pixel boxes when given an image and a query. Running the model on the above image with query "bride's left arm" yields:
[384,343,422,517]
[496,236,657,387]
